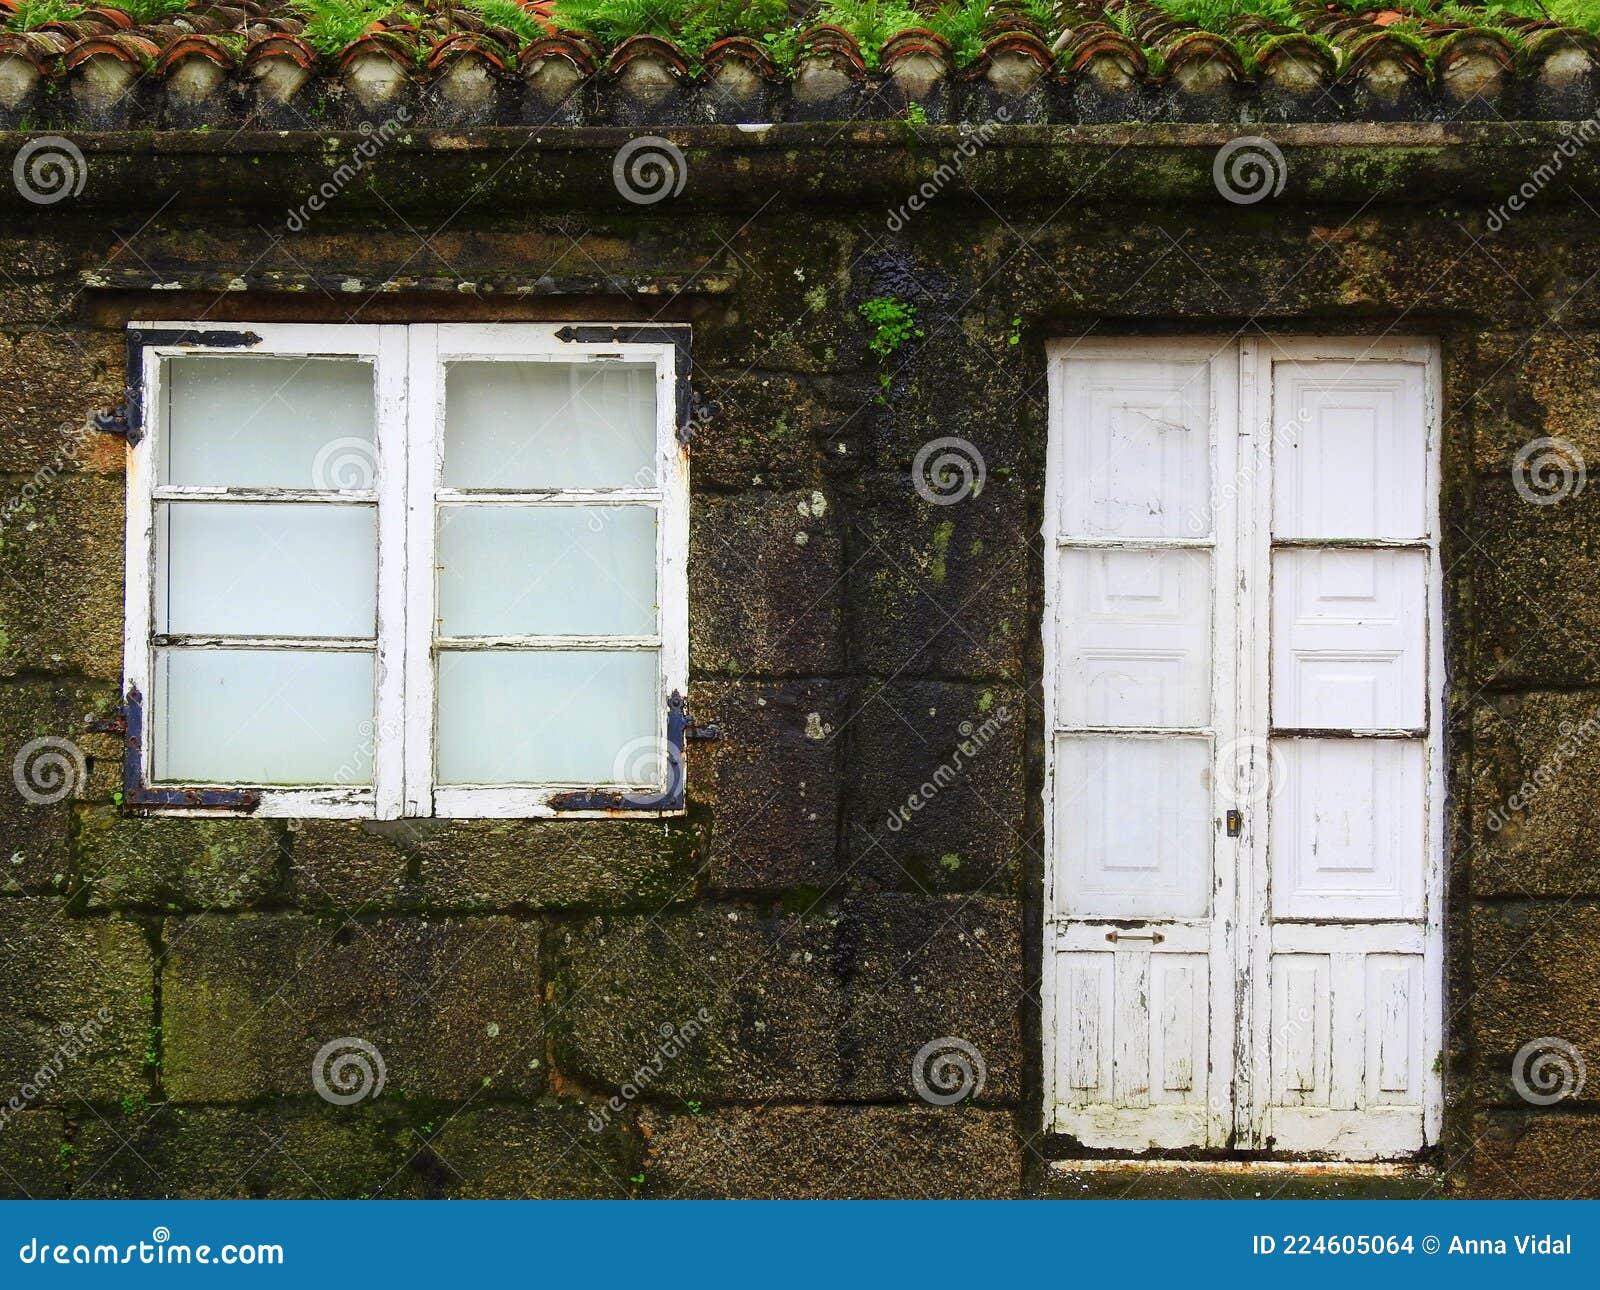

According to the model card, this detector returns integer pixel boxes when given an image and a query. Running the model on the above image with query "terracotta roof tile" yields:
[0,0,1597,127]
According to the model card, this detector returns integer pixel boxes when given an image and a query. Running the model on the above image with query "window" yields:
[1042,337,1443,1160]
[121,323,690,819]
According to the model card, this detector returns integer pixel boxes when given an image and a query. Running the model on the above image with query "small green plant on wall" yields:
[858,296,924,358]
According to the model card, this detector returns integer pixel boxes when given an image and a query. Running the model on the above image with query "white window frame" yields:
[1040,334,1444,1160]
[122,321,690,821]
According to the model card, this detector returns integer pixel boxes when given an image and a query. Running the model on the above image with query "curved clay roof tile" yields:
[703,35,779,79]
[63,33,162,70]
[156,33,241,74]
[427,31,512,74]
[1058,27,1148,77]
[796,24,867,75]
[244,33,319,71]
[336,30,420,72]
[608,32,690,77]
[880,26,953,67]
[518,32,598,77]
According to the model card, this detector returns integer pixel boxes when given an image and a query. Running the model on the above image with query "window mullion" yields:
[371,326,411,820]
[400,323,440,819]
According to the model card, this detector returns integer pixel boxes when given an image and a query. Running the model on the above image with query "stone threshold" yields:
[1041,1158,1449,1199]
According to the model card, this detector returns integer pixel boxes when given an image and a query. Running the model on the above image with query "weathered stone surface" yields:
[689,489,844,676]
[843,681,1025,894]
[1469,1113,1600,1199]
[695,679,844,893]
[841,895,1023,1103]
[641,1105,1019,1198]
[162,914,544,1101]
[291,818,700,912]
[1473,478,1600,687]
[422,1105,634,1199]
[691,369,832,491]
[77,808,283,909]
[846,472,1028,680]
[1470,694,1600,896]
[0,681,118,893]
[0,473,123,680]
[1470,903,1600,1106]
[0,901,149,1102]
[0,328,125,475]
[1469,331,1600,476]
[0,1109,68,1199]
[73,1103,415,1199]
[552,909,847,1100]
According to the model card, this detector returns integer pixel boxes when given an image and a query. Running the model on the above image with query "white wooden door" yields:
[1043,341,1241,1151]
[1241,338,1443,1159]
[1044,338,1442,1159]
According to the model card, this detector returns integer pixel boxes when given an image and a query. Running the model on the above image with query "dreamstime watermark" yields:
[1184,405,1310,536]
[0,420,98,535]
[1486,117,1600,233]
[885,706,1012,833]
[609,735,684,810]
[0,1007,112,1132]
[285,107,413,232]
[1213,136,1286,205]
[612,136,687,205]
[1511,1036,1587,1105]
[587,1008,711,1131]
[911,1037,986,1106]
[311,436,377,491]
[1486,706,1600,833]
[18,1228,284,1266]
[12,136,86,205]
[311,1037,386,1105]
[1512,435,1586,505]
[884,108,1010,231]
[913,436,986,506]
[1215,733,1286,809]
[12,736,87,806]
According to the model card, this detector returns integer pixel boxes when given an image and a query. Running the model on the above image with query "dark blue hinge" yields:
[549,690,716,813]
[95,328,263,449]
[553,324,708,444]
[89,686,261,812]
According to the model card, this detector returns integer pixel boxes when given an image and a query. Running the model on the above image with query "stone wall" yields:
[0,126,1596,1198]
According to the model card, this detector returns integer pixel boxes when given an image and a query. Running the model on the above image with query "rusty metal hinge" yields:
[106,686,260,813]
[93,400,141,445]
[550,689,712,813]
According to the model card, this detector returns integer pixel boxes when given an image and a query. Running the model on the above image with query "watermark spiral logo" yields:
[12,736,86,806]
[611,735,683,809]
[311,1037,386,1105]
[1215,734,1284,808]
[151,1227,170,1245]
[911,1036,986,1106]
[1213,136,1287,205]
[1512,436,1586,506]
[311,436,377,491]
[913,436,986,506]
[1511,1036,1586,1106]
[13,136,87,205]
[612,136,687,205]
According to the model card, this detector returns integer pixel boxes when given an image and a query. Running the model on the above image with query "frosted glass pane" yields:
[437,505,657,637]
[1054,735,1211,919]
[442,361,656,489]
[159,503,377,638]
[436,649,658,784]
[163,355,376,489]
[153,648,375,785]
[1056,548,1211,728]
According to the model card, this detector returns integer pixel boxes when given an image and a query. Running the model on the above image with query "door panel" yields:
[1047,338,1441,1159]
[1046,342,1236,1150]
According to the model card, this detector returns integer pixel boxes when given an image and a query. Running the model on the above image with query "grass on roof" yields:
[10,0,1600,60]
